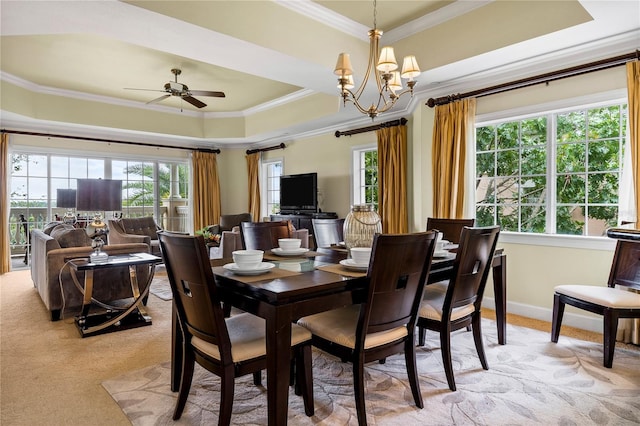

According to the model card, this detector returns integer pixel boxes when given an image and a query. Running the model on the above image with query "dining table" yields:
[170,245,506,425]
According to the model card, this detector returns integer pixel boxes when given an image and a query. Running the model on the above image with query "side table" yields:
[68,252,162,337]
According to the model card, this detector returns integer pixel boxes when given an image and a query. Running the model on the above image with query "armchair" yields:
[108,217,161,256]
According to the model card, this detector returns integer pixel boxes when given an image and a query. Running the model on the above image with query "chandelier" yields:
[334,0,421,119]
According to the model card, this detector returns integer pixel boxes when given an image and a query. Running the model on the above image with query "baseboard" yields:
[483,297,602,334]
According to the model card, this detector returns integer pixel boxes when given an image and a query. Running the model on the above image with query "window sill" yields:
[498,231,616,251]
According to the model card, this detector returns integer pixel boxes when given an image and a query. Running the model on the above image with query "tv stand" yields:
[271,212,338,230]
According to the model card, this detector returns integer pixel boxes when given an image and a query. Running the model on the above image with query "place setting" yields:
[269,238,309,257]
[222,249,275,276]
[317,246,371,277]
[433,233,457,259]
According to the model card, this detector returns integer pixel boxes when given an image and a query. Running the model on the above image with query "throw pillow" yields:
[43,221,64,235]
[50,226,92,248]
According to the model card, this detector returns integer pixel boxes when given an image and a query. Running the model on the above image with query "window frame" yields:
[261,158,283,218]
[474,89,626,251]
[351,143,378,208]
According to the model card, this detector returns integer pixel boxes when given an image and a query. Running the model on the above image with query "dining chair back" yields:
[240,220,293,250]
[158,231,314,423]
[426,217,475,244]
[551,239,640,367]
[297,231,437,426]
[417,225,500,391]
[312,218,345,248]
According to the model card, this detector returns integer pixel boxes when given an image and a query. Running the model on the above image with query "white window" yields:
[476,99,627,237]
[261,159,283,217]
[351,145,378,208]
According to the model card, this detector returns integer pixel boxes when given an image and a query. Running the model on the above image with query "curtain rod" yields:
[335,117,408,137]
[426,50,640,108]
[1,129,221,154]
[246,142,286,155]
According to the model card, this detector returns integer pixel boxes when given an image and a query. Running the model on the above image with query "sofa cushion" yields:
[50,226,92,248]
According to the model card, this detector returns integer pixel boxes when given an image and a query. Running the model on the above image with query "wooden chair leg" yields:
[472,313,488,370]
[440,329,456,391]
[297,344,315,416]
[404,339,424,408]
[603,310,618,368]
[218,367,235,426]
[418,325,426,346]
[173,349,196,420]
[551,294,565,343]
[353,358,368,426]
[253,371,262,386]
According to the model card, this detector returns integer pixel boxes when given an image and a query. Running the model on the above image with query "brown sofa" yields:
[108,216,161,255]
[30,223,152,321]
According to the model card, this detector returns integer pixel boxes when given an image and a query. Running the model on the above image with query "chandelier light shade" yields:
[334,0,421,119]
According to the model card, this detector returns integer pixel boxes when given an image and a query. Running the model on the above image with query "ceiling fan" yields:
[125,68,225,109]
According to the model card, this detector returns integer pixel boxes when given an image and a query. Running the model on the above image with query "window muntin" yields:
[476,102,626,236]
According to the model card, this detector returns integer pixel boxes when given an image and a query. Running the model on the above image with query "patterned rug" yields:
[102,320,640,425]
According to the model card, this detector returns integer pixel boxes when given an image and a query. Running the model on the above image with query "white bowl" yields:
[350,247,372,266]
[278,238,301,251]
[232,249,264,269]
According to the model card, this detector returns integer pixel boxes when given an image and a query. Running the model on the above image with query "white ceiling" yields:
[1,0,638,148]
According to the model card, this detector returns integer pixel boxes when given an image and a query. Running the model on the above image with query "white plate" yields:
[223,262,275,275]
[271,247,309,256]
[433,251,454,259]
[339,259,369,271]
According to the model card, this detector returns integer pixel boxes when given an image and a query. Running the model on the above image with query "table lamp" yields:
[56,188,77,224]
[76,179,123,264]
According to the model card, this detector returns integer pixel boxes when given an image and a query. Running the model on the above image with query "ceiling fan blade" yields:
[189,90,226,98]
[183,96,207,108]
[124,87,167,93]
[147,94,171,105]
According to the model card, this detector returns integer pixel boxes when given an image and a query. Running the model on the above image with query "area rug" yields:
[102,320,640,425]
[149,266,172,301]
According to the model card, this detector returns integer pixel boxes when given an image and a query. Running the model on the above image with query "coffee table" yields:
[68,252,162,337]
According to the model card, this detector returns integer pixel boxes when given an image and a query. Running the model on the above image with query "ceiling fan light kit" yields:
[126,68,225,109]
[334,0,421,119]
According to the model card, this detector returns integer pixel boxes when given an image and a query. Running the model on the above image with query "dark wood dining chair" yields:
[551,239,640,368]
[426,217,475,244]
[240,220,295,250]
[312,218,345,248]
[297,231,437,426]
[157,232,314,423]
[417,225,500,391]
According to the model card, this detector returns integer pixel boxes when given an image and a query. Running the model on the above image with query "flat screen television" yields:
[279,172,317,214]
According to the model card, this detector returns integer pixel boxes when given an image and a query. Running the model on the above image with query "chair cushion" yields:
[49,225,92,248]
[419,281,475,321]
[555,285,640,309]
[190,313,311,363]
[297,305,408,350]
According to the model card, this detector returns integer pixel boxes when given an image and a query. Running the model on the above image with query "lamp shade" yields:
[56,189,77,208]
[76,179,123,211]
[401,55,421,79]
[334,53,353,76]
[388,71,403,92]
[376,46,398,73]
